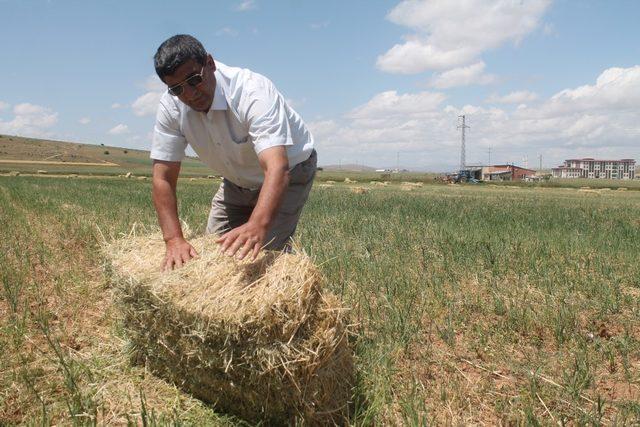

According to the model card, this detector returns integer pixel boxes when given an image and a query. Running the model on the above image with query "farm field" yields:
[0,135,210,177]
[1,176,639,424]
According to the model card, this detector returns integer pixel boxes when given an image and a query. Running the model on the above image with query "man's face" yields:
[163,55,216,112]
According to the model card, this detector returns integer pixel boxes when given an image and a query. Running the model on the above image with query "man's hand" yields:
[214,146,289,260]
[216,220,267,261]
[162,236,199,271]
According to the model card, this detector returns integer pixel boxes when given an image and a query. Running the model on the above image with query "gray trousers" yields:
[206,150,317,250]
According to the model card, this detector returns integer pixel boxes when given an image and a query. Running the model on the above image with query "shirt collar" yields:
[211,70,227,111]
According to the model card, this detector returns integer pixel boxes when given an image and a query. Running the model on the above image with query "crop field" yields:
[1,176,639,424]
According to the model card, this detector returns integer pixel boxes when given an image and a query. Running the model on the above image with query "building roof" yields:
[564,158,636,162]
[491,164,537,173]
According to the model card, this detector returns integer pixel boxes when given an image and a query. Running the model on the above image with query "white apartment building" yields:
[552,158,636,180]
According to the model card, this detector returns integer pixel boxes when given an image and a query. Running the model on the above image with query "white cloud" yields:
[486,90,539,104]
[108,124,130,135]
[310,65,640,169]
[0,101,9,111]
[542,23,557,36]
[286,97,306,109]
[310,21,330,30]
[216,27,239,37]
[377,0,552,74]
[132,91,162,117]
[143,74,165,92]
[0,103,58,138]
[521,66,640,118]
[236,0,256,11]
[78,117,91,125]
[348,90,446,119]
[131,74,165,117]
[429,61,496,89]
[111,103,123,109]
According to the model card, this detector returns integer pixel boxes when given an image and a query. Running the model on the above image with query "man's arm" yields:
[152,159,198,270]
[216,146,290,260]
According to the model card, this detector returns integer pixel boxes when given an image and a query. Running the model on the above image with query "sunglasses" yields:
[167,65,205,96]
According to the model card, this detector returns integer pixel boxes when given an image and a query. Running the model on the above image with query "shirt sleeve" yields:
[241,76,293,155]
[150,93,187,162]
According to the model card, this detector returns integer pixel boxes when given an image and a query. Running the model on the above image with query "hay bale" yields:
[401,181,423,187]
[325,180,336,184]
[37,169,48,174]
[578,189,601,195]
[125,172,133,178]
[8,171,20,176]
[617,187,628,191]
[350,186,368,194]
[104,234,354,425]
[344,178,357,183]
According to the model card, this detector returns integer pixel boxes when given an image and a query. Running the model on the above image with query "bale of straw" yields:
[104,233,354,425]
[350,186,368,194]
[617,187,628,191]
[578,189,601,195]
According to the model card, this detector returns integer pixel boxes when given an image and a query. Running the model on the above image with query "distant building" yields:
[552,158,636,179]
[463,164,537,181]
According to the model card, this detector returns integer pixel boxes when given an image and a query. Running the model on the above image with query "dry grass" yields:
[104,232,354,425]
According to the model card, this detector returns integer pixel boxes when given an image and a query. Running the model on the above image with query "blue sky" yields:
[1,0,639,171]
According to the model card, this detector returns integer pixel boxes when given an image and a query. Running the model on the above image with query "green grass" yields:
[1,177,639,424]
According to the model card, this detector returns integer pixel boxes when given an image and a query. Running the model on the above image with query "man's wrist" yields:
[248,214,271,229]
[164,234,185,244]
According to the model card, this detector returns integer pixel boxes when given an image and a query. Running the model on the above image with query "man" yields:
[151,34,316,271]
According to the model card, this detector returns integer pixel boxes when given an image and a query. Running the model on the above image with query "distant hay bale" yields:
[371,181,388,186]
[317,183,334,188]
[125,172,133,178]
[617,187,628,191]
[104,233,354,425]
[344,178,358,183]
[350,186,368,194]
[8,171,20,176]
[578,189,601,195]
[189,178,195,181]
[325,180,336,184]
[137,176,147,180]
[401,181,423,187]
[37,170,47,174]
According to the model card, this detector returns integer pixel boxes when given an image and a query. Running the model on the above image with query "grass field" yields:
[0,134,210,177]
[1,176,639,425]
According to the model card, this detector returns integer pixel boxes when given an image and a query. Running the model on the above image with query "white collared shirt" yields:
[150,61,314,189]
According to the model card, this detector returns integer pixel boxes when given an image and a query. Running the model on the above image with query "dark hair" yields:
[154,34,207,80]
